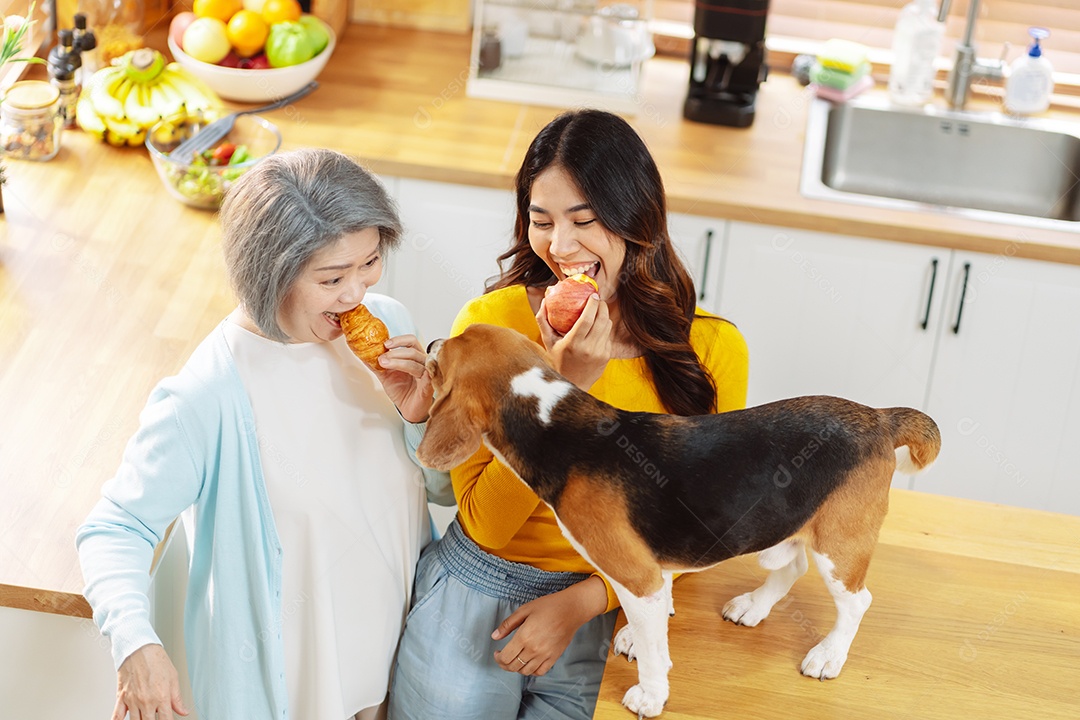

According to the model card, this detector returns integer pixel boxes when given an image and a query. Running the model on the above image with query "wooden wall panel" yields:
[349,0,472,32]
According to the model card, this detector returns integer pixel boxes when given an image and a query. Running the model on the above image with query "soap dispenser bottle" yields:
[1005,27,1054,115]
[888,0,945,106]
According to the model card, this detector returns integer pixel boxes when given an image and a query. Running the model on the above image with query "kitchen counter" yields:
[290,26,1080,265]
[594,489,1080,719]
[2,23,1079,618]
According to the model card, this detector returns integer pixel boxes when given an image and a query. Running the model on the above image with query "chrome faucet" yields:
[937,0,1008,109]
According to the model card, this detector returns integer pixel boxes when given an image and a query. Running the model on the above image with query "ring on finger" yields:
[516,656,527,667]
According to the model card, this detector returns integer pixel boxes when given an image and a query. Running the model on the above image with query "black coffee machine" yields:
[683,0,770,128]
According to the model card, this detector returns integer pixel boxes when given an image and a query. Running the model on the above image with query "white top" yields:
[223,317,429,719]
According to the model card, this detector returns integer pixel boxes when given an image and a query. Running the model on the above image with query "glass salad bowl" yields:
[145,108,282,209]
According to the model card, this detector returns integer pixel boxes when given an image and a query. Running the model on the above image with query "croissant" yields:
[340,304,389,372]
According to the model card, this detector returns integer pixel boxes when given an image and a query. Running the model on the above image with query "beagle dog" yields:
[417,324,940,718]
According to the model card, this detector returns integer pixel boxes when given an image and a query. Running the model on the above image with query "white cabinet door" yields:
[388,178,517,344]
[716,222,947,411]
[921,251,1080,515]
[667,213,726,315]
[375,174,398,199]
[0,607,117,719]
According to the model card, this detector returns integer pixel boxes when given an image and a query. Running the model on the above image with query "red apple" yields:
[218,51,242,67]
[544,274,599,334]
[169,11,196,51]
[239,53,271,69]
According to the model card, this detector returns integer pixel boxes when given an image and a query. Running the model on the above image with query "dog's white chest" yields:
[510,366,573,425]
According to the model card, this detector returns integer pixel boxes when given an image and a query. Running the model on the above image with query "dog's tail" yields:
[884,407,941,475]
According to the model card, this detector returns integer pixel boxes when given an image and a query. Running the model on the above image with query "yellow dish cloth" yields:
[817,38,870,74]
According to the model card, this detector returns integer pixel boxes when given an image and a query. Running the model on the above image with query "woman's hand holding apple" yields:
[537,276,612,390]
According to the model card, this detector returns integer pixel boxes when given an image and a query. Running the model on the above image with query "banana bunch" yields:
[77,48,220,147]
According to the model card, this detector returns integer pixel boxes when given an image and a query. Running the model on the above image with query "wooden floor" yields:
[594,492,1080,719]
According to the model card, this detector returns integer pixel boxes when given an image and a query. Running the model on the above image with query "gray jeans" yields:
[388,520,617,720]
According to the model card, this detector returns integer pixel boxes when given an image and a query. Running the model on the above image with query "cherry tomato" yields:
[211,142,237,164]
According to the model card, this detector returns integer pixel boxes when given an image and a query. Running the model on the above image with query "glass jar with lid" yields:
[79,0,145,65]
[1,81,64,161]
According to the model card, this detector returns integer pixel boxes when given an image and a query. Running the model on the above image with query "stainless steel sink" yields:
[800,95,1080,232]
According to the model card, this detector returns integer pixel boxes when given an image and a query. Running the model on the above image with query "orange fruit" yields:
[193,0,242,23]
[227,9,270,57]
[260,0,301,24]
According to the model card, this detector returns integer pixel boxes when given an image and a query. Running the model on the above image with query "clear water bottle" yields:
[888,0,945,106]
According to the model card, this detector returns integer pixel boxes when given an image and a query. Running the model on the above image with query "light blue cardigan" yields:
[76,294,452,720]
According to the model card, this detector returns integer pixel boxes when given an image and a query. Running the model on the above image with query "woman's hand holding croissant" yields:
[373,334,434,423]
[339,304,432,423]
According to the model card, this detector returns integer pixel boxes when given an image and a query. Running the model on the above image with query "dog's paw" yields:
[722,592,771,627]
[800,640,848,680]
[613,625,637,661]
[613,625,673,669]
[622,684,667,718]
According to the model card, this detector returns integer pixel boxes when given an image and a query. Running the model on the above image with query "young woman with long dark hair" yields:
[390,110,749,720]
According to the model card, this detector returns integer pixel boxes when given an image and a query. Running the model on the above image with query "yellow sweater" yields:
[449,285,750,611]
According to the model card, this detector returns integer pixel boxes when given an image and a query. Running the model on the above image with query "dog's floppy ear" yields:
[417,391,483,471]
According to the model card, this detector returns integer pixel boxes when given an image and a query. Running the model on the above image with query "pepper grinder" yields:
[479,24,502,73]
[47,29,82,129]
[73,12,99,84]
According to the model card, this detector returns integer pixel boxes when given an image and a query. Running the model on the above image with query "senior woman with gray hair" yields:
[77,148,453,720]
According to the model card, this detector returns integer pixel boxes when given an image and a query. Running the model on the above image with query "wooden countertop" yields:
[595,489,1080,720]
[2,24,1080,616]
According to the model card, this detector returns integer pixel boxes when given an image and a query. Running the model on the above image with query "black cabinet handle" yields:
[921,258,939,330]
[952,262,971,335]
[698,229,714,301]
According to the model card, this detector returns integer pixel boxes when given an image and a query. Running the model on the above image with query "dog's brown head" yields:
[418,324,554,471]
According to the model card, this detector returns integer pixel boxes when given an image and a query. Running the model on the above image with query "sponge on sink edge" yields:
[810,60,870,90]
[817,38,870,74]
[814,74,875,103]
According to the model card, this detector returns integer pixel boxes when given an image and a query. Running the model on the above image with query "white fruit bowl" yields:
[167,19,335,103]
